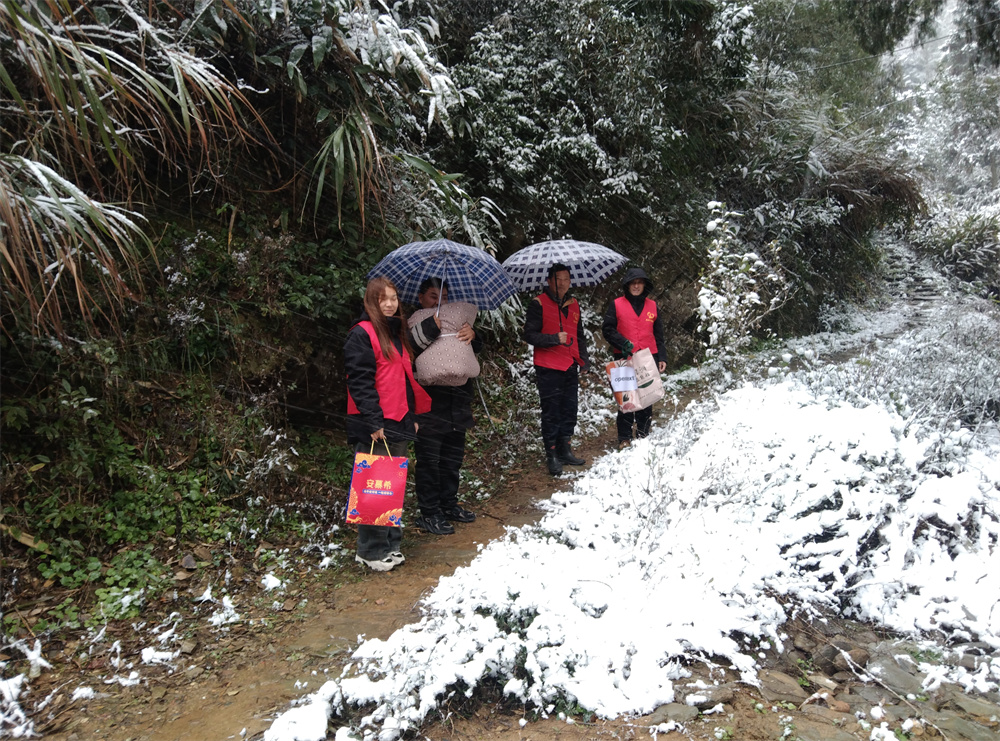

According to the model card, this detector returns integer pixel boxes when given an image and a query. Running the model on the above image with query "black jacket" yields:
[343,311,418,445]
[602,267,667,364]
[408,313,481,436]
[522,288,591,370]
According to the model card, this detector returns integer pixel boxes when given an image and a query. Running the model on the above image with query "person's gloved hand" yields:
[621,340,634,355]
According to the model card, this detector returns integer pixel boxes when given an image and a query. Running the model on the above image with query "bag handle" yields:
[369,438,393,457]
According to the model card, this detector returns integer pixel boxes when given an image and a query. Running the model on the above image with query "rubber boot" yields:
[545,445,563,476]
[556,438,586,466]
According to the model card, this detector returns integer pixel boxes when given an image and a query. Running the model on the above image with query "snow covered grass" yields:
[4,250,997,740]
[262,289,1000,741]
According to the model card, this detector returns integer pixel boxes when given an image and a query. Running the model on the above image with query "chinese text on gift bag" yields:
[346,446,407,526]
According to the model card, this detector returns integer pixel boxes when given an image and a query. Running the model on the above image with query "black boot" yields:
[556,438,585,466]
[545,445,563,476]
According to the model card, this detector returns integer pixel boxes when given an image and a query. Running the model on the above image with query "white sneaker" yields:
[388,551,405,565]
[355,554,395,571]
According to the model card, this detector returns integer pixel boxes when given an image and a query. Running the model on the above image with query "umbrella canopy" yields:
[502,239,628,291]
[366,239,517,310]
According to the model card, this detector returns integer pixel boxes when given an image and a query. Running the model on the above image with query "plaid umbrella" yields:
[366,239,517,310]
[502,239,628,291]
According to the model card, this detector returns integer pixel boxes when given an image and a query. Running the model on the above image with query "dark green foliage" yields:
[839,0,946,57]
[1,0,970,639]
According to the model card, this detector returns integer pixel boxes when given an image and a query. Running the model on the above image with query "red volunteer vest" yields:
[614,296,657,353]
[346,321,431,420]
[533,293,583,371]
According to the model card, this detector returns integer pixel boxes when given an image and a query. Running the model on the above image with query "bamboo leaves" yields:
[0,154,148,337]
[310,109,382,229]
[0,0,262,337]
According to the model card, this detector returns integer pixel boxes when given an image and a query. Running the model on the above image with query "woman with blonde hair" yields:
[344,276,430,570]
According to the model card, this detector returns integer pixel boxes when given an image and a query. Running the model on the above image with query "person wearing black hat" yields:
[523,263,591,476]
[602,267,668,447]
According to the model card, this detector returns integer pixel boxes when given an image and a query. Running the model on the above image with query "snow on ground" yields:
[262,287,1000,741]
[3,251,998,740]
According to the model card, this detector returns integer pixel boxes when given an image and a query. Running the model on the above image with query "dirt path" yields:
[41,410,932,741]
[35,274,1000,741]
[39,421,625,741]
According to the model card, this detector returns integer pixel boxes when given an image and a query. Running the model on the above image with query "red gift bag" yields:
[346,442,407,527]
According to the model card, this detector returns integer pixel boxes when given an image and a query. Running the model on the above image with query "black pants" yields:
[534,365,579,446]
[617,405,653,442]
[414,428,466,517]
[355,440,406,560]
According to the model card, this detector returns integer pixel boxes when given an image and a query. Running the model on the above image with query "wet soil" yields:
[32,389,998,741]
[38,421,639,741]
[26,253,997,741]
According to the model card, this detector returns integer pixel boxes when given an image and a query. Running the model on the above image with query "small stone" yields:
[866,657,926,695]
[802,703,852,721]
[683,685,735,709]
[807,674,838,691]
[883,704,912,723]
[179,639,198,655]
[794,633,818,652]
[958,655,980,671]
[646,703,699,725]
[925,713,1000,741]
[826,697,851,713]
[853,629,880,645]
[851,685,895,705]
[815,641,855,674]
[787,714,859,741]
[759,670,809,703]
[834,648,870,672]
[180,554,197,570]
[944,691,1000,719]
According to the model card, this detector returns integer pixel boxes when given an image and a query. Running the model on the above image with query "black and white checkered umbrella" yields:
[502,239,628,291]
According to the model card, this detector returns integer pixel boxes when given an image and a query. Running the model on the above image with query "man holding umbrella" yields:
[522,263,591,476]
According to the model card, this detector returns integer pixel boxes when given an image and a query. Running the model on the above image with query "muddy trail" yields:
[35,400,1000,741]
[26,258,1000,741]
[37,419,632,741]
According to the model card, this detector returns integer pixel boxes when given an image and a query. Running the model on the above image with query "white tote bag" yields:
[630,347,664,410]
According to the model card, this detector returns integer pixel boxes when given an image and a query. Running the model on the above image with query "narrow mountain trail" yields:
[41,420,632,741]
[36,243,999,741]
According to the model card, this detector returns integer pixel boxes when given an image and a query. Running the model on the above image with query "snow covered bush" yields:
[441,0,753,257]
[697,202,792,371]
[802,295,1000,430]
[265,285,1000,740]
[253,245,1000,741]
[911,207,1000,293]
